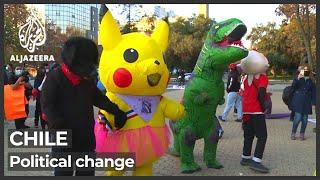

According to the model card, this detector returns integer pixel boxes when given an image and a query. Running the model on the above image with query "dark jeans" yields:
[292,112,308,134]
[34,94,46,129]
[290,111,295,121]
[52,147,95,176]
[14,104,29,129]
[242,114,268,160]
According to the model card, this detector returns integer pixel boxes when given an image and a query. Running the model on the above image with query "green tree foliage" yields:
[276,4,316,70]
[247,4,316,75]
[121,23,138,34]
[4,4,31,64]
[39,20,68,64]
[118,4,143,33]
[122,14,212,72]
[165,15,213,72]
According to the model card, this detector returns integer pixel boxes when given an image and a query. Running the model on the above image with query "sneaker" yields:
[235,119,242,122]
[218,116,226,122]
[300,133,305,141]
[240,158,253,166]
[249,161,270,173]
[291,133,296,140]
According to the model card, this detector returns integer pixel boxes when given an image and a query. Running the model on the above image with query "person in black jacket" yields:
[289,66,304,121]
[218,63,242,122]
[290,65,315,140]
[33,63,49,129]
[41,37,127,176]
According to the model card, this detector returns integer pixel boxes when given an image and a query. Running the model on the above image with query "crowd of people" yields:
[4,63,60,129]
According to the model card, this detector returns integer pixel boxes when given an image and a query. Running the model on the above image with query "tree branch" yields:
[295,4,313,70]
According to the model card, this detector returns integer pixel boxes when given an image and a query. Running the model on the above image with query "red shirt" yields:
[242,74,268,114]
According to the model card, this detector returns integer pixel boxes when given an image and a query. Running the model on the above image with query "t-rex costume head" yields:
[193,18,248,79]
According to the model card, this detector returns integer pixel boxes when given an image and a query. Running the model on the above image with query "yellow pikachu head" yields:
[98,5,170,96]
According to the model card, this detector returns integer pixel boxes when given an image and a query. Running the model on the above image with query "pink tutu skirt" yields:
[94,120,171,166]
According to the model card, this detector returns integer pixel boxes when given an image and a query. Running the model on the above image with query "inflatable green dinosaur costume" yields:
[169,18,249,173]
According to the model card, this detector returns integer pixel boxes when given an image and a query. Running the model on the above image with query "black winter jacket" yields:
[41,67,121,150]
[226,70,240,93]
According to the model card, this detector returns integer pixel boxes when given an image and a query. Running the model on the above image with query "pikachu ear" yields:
[151,20,169,52]
[99,5,122,50]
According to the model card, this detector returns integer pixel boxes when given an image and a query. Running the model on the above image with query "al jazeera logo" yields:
[10,10,55,63]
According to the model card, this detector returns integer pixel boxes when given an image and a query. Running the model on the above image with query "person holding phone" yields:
[6,66,33,129]
[290,65,315,140]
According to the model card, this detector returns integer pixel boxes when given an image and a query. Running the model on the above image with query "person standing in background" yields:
[33,63,49,129]
[289,66,304,121]
[178,69,186,87]
[218,63,242,122]
[7,66,33,129]
[290,65,315,140]
[5,64,14,81]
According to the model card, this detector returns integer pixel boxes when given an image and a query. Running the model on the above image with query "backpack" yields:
[282,86,294,106]
[264,92,272,115]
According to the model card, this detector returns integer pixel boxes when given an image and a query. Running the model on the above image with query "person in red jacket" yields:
[239,50,270,173]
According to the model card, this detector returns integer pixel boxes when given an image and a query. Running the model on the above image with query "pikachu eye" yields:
[123,48,139,63]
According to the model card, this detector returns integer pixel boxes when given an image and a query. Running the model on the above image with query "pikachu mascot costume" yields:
[94,5,185,176]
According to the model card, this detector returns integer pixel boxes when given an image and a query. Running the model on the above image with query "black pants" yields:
[14,104,29,129]
[34,94,46,129]
[52,147,95,176]
[242,114,268,160]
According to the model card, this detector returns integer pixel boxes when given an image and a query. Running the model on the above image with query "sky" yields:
[108,4,286,48]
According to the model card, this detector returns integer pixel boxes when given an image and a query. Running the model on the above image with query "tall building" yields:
[198,4,209,18]
[154,5,176,18]
[154,6,167,18]
[45,4,99,41]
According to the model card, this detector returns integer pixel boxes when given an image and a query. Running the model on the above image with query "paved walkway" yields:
[4,90,316,176]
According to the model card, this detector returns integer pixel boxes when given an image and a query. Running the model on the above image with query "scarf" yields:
[61,63,81,86]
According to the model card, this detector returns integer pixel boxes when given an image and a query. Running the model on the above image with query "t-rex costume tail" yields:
[169,18,249,173]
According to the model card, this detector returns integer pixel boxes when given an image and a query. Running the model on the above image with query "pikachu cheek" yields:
[113,68,132,88]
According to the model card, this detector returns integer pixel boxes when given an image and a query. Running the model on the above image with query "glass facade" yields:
[45,4,99,41]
